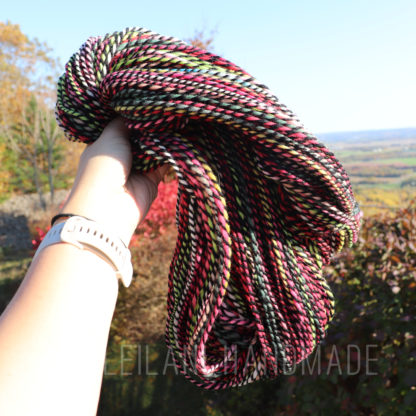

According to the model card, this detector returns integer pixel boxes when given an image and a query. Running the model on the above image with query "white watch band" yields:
[33,216,133,287]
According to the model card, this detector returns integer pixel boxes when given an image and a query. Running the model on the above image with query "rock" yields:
[0,190,69,250]
[0,214,32,250]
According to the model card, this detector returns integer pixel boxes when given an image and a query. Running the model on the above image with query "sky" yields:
[1,0,415,134]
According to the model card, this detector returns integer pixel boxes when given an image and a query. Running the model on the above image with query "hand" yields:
[58,118,167,245]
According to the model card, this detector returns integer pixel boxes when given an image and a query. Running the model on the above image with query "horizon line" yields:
[316,126,416,136]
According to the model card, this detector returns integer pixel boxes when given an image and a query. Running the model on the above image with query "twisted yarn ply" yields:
[56,27,362,389]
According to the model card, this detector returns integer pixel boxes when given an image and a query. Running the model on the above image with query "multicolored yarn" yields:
[56,27,362,389]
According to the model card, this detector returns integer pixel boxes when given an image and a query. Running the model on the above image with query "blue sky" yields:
[2,0,415,133]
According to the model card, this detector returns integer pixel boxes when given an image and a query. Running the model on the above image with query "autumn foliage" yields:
[132,179,178,241]
[278,198,416,414]
[0,21,57,124]
[0,21,83,204]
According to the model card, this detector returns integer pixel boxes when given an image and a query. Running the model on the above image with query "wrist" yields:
[59,187,139,246]
[34,216,134,287]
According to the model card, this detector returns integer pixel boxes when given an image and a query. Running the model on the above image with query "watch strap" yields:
[33,216,133,287]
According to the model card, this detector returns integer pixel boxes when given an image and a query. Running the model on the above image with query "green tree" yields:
[0,21,63,206]
[1,96,66,208]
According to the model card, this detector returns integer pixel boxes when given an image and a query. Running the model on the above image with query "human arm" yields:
[0,119,165,415]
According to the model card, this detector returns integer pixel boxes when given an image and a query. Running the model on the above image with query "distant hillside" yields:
[317,127,416,144]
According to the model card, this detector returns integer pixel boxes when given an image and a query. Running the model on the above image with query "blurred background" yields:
[0,1,415,415]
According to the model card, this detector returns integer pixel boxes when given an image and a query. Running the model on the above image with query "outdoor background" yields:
[0,1,415,415]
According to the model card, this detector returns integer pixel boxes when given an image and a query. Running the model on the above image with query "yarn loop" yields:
[56,27,362,389]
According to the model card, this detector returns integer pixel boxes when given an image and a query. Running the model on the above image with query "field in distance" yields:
[318,128,416,216]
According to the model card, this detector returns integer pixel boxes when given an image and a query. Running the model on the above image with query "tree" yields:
[0,141,12,202]
[0,21,58,123]
[185,27,217,51]
[2,97,46,208]
[0,21,62,206]
[39,108,62,204]
[1,95,67,208]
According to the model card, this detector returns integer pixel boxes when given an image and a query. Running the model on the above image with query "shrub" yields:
[131,179,178,241]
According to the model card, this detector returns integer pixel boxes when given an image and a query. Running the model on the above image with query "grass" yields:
[0,248,32,314]
[334,149,371,159]
[354,181,402,189]
[0,248,32,281]
[373,157,416,165]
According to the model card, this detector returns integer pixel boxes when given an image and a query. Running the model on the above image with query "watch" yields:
[33,216,133,287]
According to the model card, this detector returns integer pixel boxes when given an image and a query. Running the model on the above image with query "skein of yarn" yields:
[56,27,362,389]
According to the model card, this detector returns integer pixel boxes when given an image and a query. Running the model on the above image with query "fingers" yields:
[100,118,130,141]
[140,164,169,189]
[157,164,170,179]
[83,118,130,155]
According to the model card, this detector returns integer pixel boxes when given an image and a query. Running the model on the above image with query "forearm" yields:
[0,243,118,416]
[0,119,163,415]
